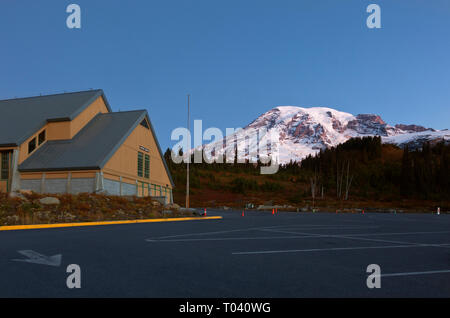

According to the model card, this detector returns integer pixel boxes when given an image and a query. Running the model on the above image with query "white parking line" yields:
[146,227,450,244]
[382,269,450,277]
[232,243,450,255]
[260,229,420,245]
[346,230,450,237]
[261,228,450,245]
[232,244,418,255]
[147,235,311,242]
[145,224,308,241]
[146,223,385,241]
[262,226,379,231]
[270,224,376,228]
[262,229,450,237]
[145,225,377,242]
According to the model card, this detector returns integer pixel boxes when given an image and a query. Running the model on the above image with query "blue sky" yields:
[1,0,449,150]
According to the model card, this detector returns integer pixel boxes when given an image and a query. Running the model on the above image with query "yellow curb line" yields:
[0,216,223,231]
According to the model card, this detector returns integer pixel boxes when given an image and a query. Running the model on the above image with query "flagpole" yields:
[186,94,190,209]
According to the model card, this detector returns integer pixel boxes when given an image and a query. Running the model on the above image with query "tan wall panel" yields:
[0,181,7,192]
[20,173,43,180]
[45,172,69,179]
[47,121,71,141]
[20,171,98,180]
[103,173,121,182]
[122,176,137,185]
[102,173,137,185]
[103,123,173,190]
[18,128,48,164]
[71,171,97,178]
[0,147,17,152]
[71,96,109,137]
[102,170,137,186]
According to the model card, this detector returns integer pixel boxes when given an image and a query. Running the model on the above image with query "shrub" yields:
[260,181,283,192]
[230,177,258,193]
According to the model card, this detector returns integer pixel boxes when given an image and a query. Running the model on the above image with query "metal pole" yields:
[186,94,190,209]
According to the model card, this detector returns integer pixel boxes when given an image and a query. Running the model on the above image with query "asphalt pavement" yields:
[1,209,449,297]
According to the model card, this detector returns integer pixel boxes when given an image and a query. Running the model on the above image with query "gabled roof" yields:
[0,89,111,146]
[18,110,175,187]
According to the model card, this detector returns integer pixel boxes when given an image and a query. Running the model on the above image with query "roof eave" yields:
[147,115,176,188]
[97,111,147,169]
[13,89,110,146]
[0,143,18,148]
[67,89,112,121]
[18,166,101,173]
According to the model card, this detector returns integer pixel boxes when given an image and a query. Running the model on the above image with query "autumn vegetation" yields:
[0,192,190,226]
[165,137,450,213]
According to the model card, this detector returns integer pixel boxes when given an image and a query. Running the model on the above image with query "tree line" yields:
[164,136,450,202]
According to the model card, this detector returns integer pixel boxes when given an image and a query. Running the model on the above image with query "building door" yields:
[0,151,12,192]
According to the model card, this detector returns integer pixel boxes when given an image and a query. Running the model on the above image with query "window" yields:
[137,152,144,177]
[38,130,46,145]
[1,152,10,180]
[144,154,150,178]
[140,119,150,129]
[156,185,162,196]
[28,138,36,154]
[151,184,156,196]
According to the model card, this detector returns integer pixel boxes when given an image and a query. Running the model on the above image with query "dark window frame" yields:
[28,137,37,154]
[38,130,46,145]
[144,154,150,179]
[1,152,10,180]
[137,152,144,177]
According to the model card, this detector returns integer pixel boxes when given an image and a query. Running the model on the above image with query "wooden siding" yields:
[103,122,173,200]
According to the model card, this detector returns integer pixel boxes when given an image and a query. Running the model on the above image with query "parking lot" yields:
[1,209,449,297]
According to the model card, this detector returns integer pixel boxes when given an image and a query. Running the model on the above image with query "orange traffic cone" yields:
[272,208,275,215]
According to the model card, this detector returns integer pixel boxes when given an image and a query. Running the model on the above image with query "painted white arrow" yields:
[12,250,62,267]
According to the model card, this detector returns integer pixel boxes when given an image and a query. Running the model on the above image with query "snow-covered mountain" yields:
[200,106,449,164]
